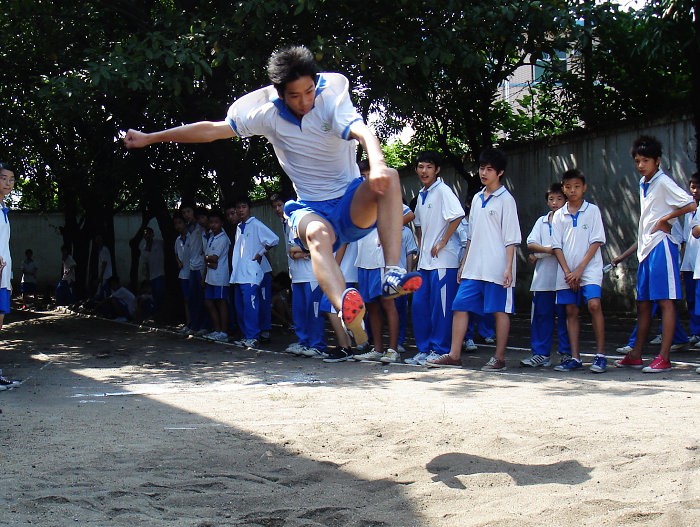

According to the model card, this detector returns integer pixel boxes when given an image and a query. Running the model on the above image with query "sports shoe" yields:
[323,347,353,363]
[355,341,371,354]
[195,329,209,337]
[381,267,422,298]
[670,342,688,352]
[285,342,305,355]
[0,375,21,391]
[642,355,672,373]
[353,348,384,361]
[689,334,700,345]
[463,339,478,351]
[339,288,368,346]
[590,355,607,373]
[483,336,496,344]
[380,349,401,363]
[232,338,258,349]
[204,331,221,340]
[404,352,429,365]
[520,354,551,368]
[554,358,583,372]
[481,356,506,371]
[558,354,572,365]
[616,345,633,353]
[305,348,329,359]
[614,353,644,369]
[212,331,229,342]
[649,334,662,345]
[426,354,462,367]
[424,351,442,363]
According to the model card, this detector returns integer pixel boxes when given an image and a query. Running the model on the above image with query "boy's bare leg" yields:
[380,296,399,350]
[448,311,470,360]
[367,302,384,353]
[493,312,510,362]
[657,299,675,360]
[588,299,605,354]
[350,174,402,267]
[632,300,652,359]
[0,313,4,330]
[204,299,219,331]
[566,304,581,359]
[327,313,351,349]
[217,300,228,333]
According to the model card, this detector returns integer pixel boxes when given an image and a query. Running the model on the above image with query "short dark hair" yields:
[172,211,185,222]
[0,161,15,173]
[416,151,442,168]
[268,193,287,204]
[235,195,253,208]
[208,210,224,222]
[195,207,209,218]
[562,168,586,185]
[180,201,195,212]
[267,45,319,97]
[546,182,565,200]
[631,135,663,159]
[357,159,370,173]
[478,148,507,173]
[690,172,700,186]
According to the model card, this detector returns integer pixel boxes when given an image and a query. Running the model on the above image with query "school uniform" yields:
[637,170,693,301]
[204,231,231,299]
[288,229,325,351]
[681,210,700,335]
[175,233,191,300]
[0,202,11,314]
[140,238,165,309]
[454,186,521,314]
[20,259,38,295]
[396,225,419,347]
[186,223,206,330]
[56,254,76,306]
[412,178,464,354]
[356,227,385,302]
[527,213,570,356]
[551,200,606,305]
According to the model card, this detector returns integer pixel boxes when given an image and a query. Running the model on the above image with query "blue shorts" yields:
[452,279,515,314]
[357,268,382,302]
[0,288,10,314]
[556,284,602,306]
[637,238,681,301]
[285,177,376,252]
[21,282,37,294]
[205,284,229,300]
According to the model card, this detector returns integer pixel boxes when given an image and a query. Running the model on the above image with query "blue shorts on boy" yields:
[205,284,229,301]
[453,279,515,314]
[0,288,10,314]
[357,268,382,302]
[556,284,602,306]
[636,238,681,301]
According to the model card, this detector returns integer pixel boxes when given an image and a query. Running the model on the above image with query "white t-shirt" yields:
[187,223,205,272]
[97,246,112,284]
[527,213,559,291]
[288,230,315,284]
[21,259,37,284]
[356,228,383,270]
[551,200,606,290]
[637,170,693,263]
[462,186,521,285]
[681,210,700,271]
[414,178,464,270]
[230,217,279,285]
[339,241,358,284]
[139,239,165,280]
[175,234,190,280]
[226,73,363,202]
[0,203,11,290]
[205,231,231,287]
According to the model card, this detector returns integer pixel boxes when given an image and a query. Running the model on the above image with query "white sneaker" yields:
[424,351,442,362]
[616,345,633,353]
[353,348,384,361]
[463,339,478,351]
[649,335,662,345]
[520,354,551,367]
[285,342,305,355]
[233,338,258,348]
[380,349,401,363]
[670,342,688,352]
[405,352,429,365]
[303,347,329,359]
[689,334,700,345]
[483,336,496,344]
[212,332,229,342]
[203,331,219,340]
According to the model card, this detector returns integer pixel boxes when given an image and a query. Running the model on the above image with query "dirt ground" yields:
[1,308,699,526]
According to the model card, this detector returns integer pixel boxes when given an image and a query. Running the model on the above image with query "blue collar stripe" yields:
[342,117,363,140]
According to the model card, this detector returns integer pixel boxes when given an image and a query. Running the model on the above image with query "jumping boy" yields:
[428,148,521,370]
[616,136,696,372]
[124,45,421,345]
[551,170,607,373]
[203,211,231,342]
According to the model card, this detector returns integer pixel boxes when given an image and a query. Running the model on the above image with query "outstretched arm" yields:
[123,121,236,149]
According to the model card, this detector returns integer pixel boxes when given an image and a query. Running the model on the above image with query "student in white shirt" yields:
[139,227,165,313]
[94,234,112,299]
[203,211,231,342]
[181,203,207,333]
[20,248,38,306]
[173,212,192,331]
[680,174,700,342]
[56,245,77,306]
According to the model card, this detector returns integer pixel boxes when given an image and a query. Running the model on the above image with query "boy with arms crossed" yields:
[203,211,231,342]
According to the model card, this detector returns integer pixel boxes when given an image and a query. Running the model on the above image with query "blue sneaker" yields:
[382,267,422,298]
[590,355,607,373]
[553,358,583,372]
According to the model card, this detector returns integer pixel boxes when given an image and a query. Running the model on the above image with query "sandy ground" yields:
[1,309,699,527]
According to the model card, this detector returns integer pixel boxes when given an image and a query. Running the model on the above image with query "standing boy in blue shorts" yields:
[203,211,231,342]
[551,170,607,373]
[616,136,696,372]
[428,148,521,370]
[124,45,420,345]
[521,182,571,367]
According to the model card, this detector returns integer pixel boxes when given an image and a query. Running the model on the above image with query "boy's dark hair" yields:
[357,159,370,173]
[235,195,253,208]
[172,211,185,222]
[689,172,700,185]
[195,207,209,217]
[545,182,565,200]
[415,150,442,168]
[478,148,507,173]
[268,193,287,204]
[267,45,319,97]
[0,161,15,173]
[631,135,663,159]
[180,201,195,212]
[208,210,224,222]
[562,168,586,185]
[25,248,33,256]
[223,202,236,212]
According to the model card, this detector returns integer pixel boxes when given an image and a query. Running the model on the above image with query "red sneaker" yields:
[614,353,644,369]
[339,288,367,346]
[642,355,672,373]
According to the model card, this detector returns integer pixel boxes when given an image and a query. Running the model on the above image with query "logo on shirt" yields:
[489,210,496,216]
[582,224,589,230]
[321,121,331,132]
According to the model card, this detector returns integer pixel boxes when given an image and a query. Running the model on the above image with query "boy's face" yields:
[633,154,660,180]
[562,178,586,203]
[181,207,194,223]
[416,162,440,188]
[174,217,186,233]
[689,181,700,203]
[270,200,284,219]
[479,164,503,188]
[197,214,208,228]
[209,216,223,233]
[282,76,316,119]
[236,202,251,222]
[0,169,15,198]
[225,207,239,225]
[547,192,566,212]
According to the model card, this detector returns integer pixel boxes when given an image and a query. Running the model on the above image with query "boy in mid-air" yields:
[123,45,421,344]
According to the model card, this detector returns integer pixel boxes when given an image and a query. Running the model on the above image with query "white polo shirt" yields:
[226,73,362,202]
[681,210,700,271]
[287,228,315,284]
[414,178,464,271]
[0,203,11,290]
[175,234,190,280]
[187,223,205,272]
[462,186,521,284]
[637,170,693,263]
[230,217,279,285]
[551,200,606,290]
[527,213,559,291]
[205,231,231,287]
[356,228,383,270]
[139,239,165,280]
[340,241,358,283]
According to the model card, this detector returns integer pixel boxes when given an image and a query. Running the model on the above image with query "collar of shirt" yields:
[639,169,664,198]
[563,200,590,227]
[478,185,506,208]
[419,178,443,205]
[272,73,328,128]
